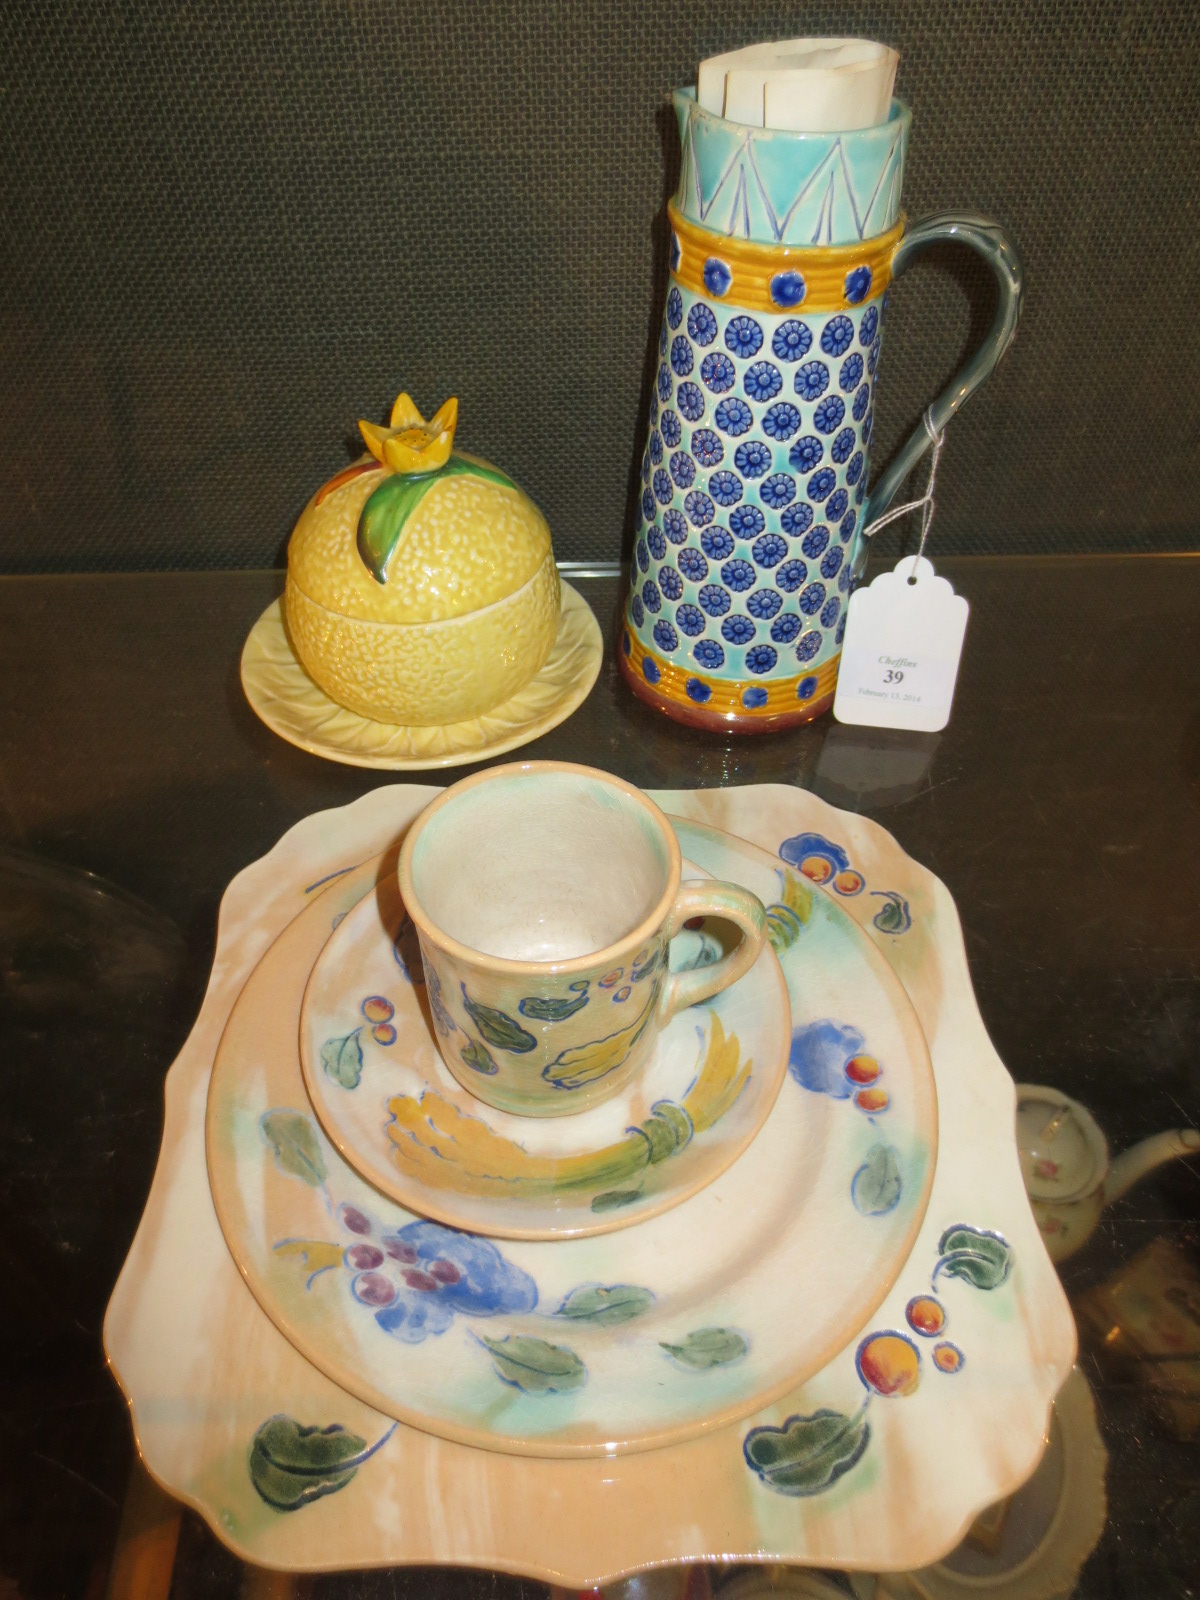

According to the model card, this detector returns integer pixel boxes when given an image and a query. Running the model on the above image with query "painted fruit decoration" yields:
[284,393,561,726]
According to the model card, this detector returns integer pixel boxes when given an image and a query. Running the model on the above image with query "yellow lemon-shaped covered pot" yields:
[285,394,560,725]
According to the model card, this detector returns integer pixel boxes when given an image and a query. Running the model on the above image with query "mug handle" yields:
[657,881,768,1022]
[862,214,1024,530]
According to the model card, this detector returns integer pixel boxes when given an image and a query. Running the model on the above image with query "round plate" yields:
[205,818,937,1458]
[240,580,602,770]
[298,859,790,1239]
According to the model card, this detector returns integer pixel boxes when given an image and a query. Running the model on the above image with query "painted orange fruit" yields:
[906,1295,946,1337]
[372,1023,397,1046]
[845,1054,881,1085]
[362,995,394,1023]
[799,854,834,883]
[833,869,864,895]
[933,1342,964,1373]
[856,1332,921,1397]
[854,1086,891,1114]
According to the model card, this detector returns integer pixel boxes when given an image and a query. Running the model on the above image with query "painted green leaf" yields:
[461,987,537,1054]
[248,1415,368,1511]
[519,990,590,1021]
[591,1187,643,1213]
[260,1111,327,1188]
[356,454,516,584]
[631,947,663,983]
[743,1406,870,1496]
[638,1100,694,1164]
[460,1036,499,1075]
[555,1284,654,1326]
[661,1327,748,1369]
[479,1334,587,1393]
[851,1143,902,1216]
[933,1224,1013,1290]
[320,1027,364,1089]
[871,891,912,936]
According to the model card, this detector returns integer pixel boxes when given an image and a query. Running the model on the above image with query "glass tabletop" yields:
[0,559,1197,1600]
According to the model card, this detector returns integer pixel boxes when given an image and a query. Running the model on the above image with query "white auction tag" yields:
[833,556,968,731]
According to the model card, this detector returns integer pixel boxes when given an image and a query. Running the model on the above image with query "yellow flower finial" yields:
[359,394,458,476]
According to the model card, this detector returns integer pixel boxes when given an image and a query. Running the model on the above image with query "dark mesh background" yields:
[2,0,1198,573]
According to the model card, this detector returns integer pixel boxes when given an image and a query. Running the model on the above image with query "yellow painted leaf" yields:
[680,1015,751,1133]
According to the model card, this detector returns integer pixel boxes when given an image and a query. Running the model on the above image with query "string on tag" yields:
[861,411,944,578]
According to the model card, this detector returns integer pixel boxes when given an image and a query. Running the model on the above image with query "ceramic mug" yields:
[397,760,767,1116]
[619,93,1023,733]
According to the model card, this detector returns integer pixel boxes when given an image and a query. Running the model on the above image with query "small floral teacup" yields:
[397,760,767,1116]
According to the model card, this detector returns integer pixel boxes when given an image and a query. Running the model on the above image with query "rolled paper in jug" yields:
[697,38,898,131]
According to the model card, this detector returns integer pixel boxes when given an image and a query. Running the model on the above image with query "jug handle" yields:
[863,214,1024,528]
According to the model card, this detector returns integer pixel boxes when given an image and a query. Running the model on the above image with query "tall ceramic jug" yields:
[619,92,1022,732]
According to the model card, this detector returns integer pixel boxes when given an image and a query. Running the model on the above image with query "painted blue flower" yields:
[836,614,847,645]
[369,1220,539,1345]
[687,302,718,346]
[751,473,792,511]
[649,393,659,426]
[770,269,806,308]
[775,559,808,592]
[845,450,864,486]
[642,578,662,612]
[670,450,695,489]
[860,305,879,345]
[694,638,725,668]
[852,384,870,422]
[698,580,732,618]
[813,395,845,434]
[663,508,687,544]
[709,470,743,506]
[636,538,649,572]
[820,315,855,357]
[724,315,763,358]
[838,562,852,592]
[781,502,813,537]
[831,427,856,465]
[676,602,706,636]
[843,265,873,304]
[667,286,683,329]
[653,618,679,651]
[631,593,644,626]
[678,547,708,582]
[743,686,769,708]
[691,428,724,467]
[801,525,829,558]
[686,677,711,702]
[677,382,704,421]
[659,563,683,598]
[788,435,823,473]
[703,257,732,297]
[752,532,788,568]
[839,353,864,392]
[762,402,801,441]
[730,504,766,538]
[647,525,666,561]
[649,429,664,464]
[825,489,848,522]
[807,467,836,502]
[657,363,672,402]
[796,629,821,661]
[798,581,826,615]
[641,488,655,521]
[770,612,801,644]
[820,594,841,628]
[855,479,865,504]
[714,397,753,436]
[661,410,682,448]
[744,361,782,402]
[840,510,857,541]
[641,451,651,485]
[863,410,874,445]
[721,558,756,592]
[746,643,778,675]
[797,674,819,700]
[772,320,812,362]
[734,440,772,478]
[867,336,881,375]
[671,334,694,377]
[747,587,783,619]
[643,656,660,683]
[700,351,736,393]
[700,526,735,560]
[670,231,682,271]
[794,360,829,402]
[721,614,755,645]
[653,468,674,505]
[685,490,715,526]
[659,325,667,356]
